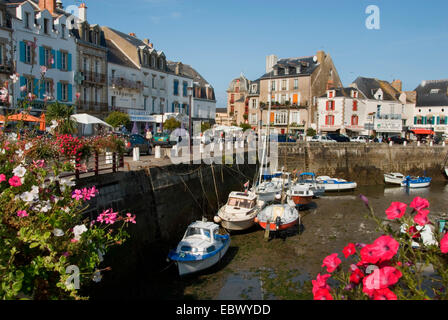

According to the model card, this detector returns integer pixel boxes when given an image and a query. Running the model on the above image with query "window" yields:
[328,91,334,98]
[351,115,359,126]
[281,80,287,91]
[252,99,257,109]
[173,79,179,95]
[25,42,32,64]
[94,88,98,103]
[95,60,99,73]
[353,100,358,111]
[325,115,335,126]
[61,52,68,70]
[44,18,49,34]
[0,45,3,65]
[25,77,34,94]
[61,83,68,101]
[151,56,155,68]
[271,80,276,91]
[61,24,66,38]
[83,87,88,103]
[44,79,52,97]
[84,57,89,71]
[274,112,287,125]
[183,82,188,97]
[377,105,381,118]
[111,96,116,107]
[281,94,286,104]
[44,47,52,67]
[152,75,156,89]
[294,79,298,90]
[326,100,335,111]
[159,59,164,70]
[160,76,165,90]
[352,91,358,98]
[25,12,30,29]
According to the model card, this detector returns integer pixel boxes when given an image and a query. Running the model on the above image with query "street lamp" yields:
[187,85,193,153]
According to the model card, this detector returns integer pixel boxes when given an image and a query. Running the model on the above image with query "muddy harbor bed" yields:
[90,182,448,300]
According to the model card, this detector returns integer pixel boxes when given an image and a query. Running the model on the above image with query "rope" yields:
[199,168,215,211]
[178,174,204,212]
[211,164,220,208]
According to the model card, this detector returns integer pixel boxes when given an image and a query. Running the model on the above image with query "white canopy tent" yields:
[70,113,113,136]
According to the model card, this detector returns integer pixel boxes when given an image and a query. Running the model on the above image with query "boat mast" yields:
[258,75,272,186]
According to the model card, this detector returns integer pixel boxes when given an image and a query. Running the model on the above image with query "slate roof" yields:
[228,74,250,92]
[105,39,138,70]
[319,87,366,99]
[259,56,319,79]
[415,80,448,107]
[103,26,158,54]
[351,77,401,101]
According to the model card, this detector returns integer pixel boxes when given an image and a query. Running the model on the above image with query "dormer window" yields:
[352,90,358,98]
[24,12,30,29]
[44,18,49,34]
[328,90,335,98]
[61,24,66,38]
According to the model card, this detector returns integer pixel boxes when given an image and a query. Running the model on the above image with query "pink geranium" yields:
[313,288,333,300]
[322,253,341,273]
[363,266,402,294]
[372,288,398,300]
[410,197,429,211]
[385,202,407,220]
[72,189,83,201]
[17,210,28,218]
[125,213,136,224]
[0,174,5,182]
[440,233,448,254]
[349,268,365,285]
[414,209,430,226]
[343,243,356,258]
[9,176,22,187]
[312,273,331,295]
[360,244,381,264]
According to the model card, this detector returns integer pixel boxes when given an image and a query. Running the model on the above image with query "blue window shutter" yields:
[51,49,56,68]
[68,84,72,102]
[20,41,26,62]
[437,116,440,125]
[57,82,62,101]
[20,76,26,87]
[39,80,45,99]
[414,117,417,125]
[39,47,45,65]
[57,50,62,70]
[68,53,72,71]
[33,79,39,96]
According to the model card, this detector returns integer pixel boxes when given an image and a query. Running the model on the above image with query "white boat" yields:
[286,183,314,206]
[316,176,357,191]
[214,191,266,231]
[254,180,283,202]
[298,172,325,197]
[400,176,431,188]
[255,203,300,231]
[384,172,405,185]
[168,221,230,276]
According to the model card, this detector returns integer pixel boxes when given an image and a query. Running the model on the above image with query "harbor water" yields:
[91,181,448,300]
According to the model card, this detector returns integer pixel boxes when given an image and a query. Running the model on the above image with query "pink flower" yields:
[313,288,333,300]
[312,273,331,295]
[363,267,402,295]
[125,213,136,224]
[441,233,448,254]
[372,288,398,300]
[322,253,341,273]
[0,174,5,182]
[385,202,407,220]
[371,235,400,263]
[70,239,79,243]
[17,210,28,218]
[9,176,22,187]
[360,244,381,264]
[410,197,429,211]
[414,209,430,226]
[343,243,356,258]
[72,189,83,201]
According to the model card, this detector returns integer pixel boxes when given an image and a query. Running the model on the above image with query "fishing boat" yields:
[214,191,266,231]
[286,183,314,206]
[254,180,283,202]
[400,176,431,188]
[316,176,357,191]
[168,221,230,276]
[255,203,300,231]
[384,172,405,185]
[297,172,325,197]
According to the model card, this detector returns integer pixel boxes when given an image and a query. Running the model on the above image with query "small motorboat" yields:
[214,191,266,231]
[401,176,431,188]
[384,172,405,185]
[254,180,282,202]
[316,176,357,191]
[286,183,314,206]
[297,172,325,197]
[168,221,230,276]
[255,203,300,231]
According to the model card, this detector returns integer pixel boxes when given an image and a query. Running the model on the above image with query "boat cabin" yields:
[226,192,257,209]
[181,221,220,246]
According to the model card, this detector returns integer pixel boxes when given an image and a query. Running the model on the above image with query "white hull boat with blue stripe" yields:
[316,176,357,191]
[400,176,431,188]
[168,221,230,276]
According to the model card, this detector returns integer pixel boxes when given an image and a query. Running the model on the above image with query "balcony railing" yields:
[77,100,108,112]
[110,76,144,91]
[0,64,12,74]
[83,71,107,84]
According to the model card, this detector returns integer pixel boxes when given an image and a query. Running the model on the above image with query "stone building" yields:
[215,107,232,126]
[70,3,108,119]
[226,73,250,125]
[412,79,448,136]
[0,1,14,111]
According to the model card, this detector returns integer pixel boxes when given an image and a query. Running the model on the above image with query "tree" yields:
[46,102,77,134]
[239,123,252,132]
[163,117,181,131]
[105,111,130,129]
[201,122,211,133]
[306,128,316,137]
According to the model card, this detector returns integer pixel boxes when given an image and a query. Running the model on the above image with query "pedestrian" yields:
[146,129,153,141]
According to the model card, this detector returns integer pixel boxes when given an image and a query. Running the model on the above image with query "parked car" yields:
[327,133,350,142]
[350,136,368,143]
[387,136,409,144]
[277,134,297,143]
[152,132,177,147]
[124,134,152,155]
[310,135,337,143]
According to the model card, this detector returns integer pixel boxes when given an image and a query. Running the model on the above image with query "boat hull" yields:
[400,181,431,188]
[322,182,357,191]
[384,175,404,185]
[176,240,230,276]
[258,219,298,231]
[290,195,313,205]
[221,218,256,231]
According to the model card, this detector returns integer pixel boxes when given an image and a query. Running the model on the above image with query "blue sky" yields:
[65,0,448,109]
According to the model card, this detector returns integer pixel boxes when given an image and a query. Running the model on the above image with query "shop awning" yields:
[411,129,435,135]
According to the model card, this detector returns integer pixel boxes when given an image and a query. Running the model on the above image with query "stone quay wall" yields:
[278,143,448,185]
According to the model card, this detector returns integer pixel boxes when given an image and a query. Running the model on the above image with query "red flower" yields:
[385,202,407,220]
[360,244,381,265]
[414,209,430,226]
[349,268,365,285]
[410,197,429,211]
[441,233,448,254]
[372,288,398,300]
[322,253,341,273]
[313,288,333,300]
[312,273,331,295]
[363,266,402,294]
[371,235,400,263]
[343,243,356,258]
[407,226,421,239]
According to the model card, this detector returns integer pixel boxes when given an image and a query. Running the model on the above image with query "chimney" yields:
[143,38,150,45]
[316,50,325,63]
[265,54,278,73]
[78,2,87,22]
[391,79,403,92]
[56,0,63,9]
[129,32,136,37]
[149,43,153,48]
[175,62,182,75]
[39,0,56,14]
